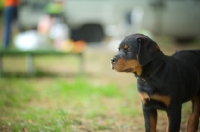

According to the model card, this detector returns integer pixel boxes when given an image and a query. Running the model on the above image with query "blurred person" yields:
[37,0,71,51]
[3,0,19,49]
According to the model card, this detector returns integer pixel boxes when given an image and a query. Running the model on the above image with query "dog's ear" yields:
[137,37,160,66]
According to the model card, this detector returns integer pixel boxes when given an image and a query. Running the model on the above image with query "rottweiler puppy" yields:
[111,33,200,132]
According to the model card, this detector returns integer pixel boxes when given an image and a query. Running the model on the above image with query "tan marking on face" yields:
[150,113,157,132]
[113,58,143,75]
[124,44,128,49]
[139,92,150,104]
[139,92,171,107]
[187,96,200,132]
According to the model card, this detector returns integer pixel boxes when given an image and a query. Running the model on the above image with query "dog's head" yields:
[111,33,160,76]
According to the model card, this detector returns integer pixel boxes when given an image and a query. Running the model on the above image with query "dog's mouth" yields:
[111,57,141,74]
[111,64,115,70]
[111,60,133,72]
[112,65,133,73]
[111,65,115,70]
[124,68,133,72]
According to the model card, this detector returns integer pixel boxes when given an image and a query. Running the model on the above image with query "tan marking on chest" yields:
[150,94,171,107]
[139,92,150,104]
[139,92,171,107]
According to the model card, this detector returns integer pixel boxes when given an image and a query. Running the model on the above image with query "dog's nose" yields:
[111,57,117,63]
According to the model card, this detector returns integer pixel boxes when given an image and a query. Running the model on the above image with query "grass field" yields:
[0,37,200,132]
[0,77,144,132]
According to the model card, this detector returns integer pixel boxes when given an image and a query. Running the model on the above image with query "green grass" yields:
[0,77,193,132]
[0,77,142,132]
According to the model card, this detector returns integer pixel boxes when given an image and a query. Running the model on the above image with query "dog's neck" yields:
[135,51,164,80]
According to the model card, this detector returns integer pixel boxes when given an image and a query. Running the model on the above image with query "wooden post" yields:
[79,53,84,75]
[26,54,34,76]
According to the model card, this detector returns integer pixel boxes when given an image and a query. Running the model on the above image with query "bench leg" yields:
[26,55,34,76]
[0,55,2,77]
[79,53,84,75]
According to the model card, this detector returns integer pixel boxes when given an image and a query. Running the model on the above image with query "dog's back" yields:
[172,50,200,99]
[172,50,200,70]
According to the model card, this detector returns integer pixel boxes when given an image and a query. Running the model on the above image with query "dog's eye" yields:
[125,48,131,52]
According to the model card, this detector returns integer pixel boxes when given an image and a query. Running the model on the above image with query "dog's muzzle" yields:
[111,55,120,70]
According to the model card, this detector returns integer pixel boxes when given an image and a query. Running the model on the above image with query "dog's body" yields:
[111,34,200,132]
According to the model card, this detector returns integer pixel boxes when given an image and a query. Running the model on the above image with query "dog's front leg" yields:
[187,96,200,132]
[143,106,157,132]
[166,104,182,132]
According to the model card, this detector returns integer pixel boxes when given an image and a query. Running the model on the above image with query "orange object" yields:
[5,0,19,7]
[74,40,86,53]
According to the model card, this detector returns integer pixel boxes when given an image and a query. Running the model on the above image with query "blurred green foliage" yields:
[0,0,4,9]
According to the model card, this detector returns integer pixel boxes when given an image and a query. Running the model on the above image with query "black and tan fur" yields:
[111,33,200,132]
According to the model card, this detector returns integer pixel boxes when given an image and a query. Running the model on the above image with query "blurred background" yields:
[0,0,200,132]
[1,0,200,49]
[14,0,200,41]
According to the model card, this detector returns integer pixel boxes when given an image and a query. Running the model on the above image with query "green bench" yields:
[0,49,84,76]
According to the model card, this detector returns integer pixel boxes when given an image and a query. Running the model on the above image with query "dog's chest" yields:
[137,79,157,94]
[137,79,171,109]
